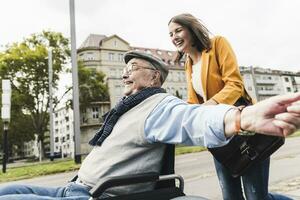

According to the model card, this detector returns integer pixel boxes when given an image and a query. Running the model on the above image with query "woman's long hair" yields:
[168,13,212,62]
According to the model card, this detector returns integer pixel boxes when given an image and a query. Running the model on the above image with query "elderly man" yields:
[1,51,300,200]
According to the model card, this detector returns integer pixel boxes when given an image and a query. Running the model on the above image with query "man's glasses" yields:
[123,63,156,75]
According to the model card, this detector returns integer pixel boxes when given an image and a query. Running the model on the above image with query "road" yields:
[176,137,300,199]
[1,137,300,199]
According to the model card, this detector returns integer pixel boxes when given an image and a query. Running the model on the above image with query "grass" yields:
[289,130,300,137]
[0,159,80,183]
[175,145,206,155]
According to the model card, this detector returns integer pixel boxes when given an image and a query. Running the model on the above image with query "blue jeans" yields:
[0,182,93,200]
[214,157,292,200]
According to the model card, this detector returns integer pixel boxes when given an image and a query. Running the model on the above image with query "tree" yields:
[78,61,109,108]
[0,31,70,158]
[66,61,110,111]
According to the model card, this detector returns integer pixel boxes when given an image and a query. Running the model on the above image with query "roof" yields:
[78,34,107,49]
[101,34,129,45]
[131,47,178,66]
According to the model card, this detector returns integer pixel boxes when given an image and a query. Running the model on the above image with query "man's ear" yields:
[152,71,162,86]
[153,71,160,80]
[152,74,157,80]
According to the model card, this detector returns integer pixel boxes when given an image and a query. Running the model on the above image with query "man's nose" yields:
[122,73,129,79]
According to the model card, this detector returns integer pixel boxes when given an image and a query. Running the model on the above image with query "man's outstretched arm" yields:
[224,92,300,137]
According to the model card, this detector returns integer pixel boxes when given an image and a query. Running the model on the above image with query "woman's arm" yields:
[210,36,245,105]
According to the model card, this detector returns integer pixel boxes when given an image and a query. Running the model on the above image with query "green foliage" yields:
[0,31,70,157]
[175,145,206,155]
[78,62,109,107]
[289,130,300,137]
[66,61,110,110]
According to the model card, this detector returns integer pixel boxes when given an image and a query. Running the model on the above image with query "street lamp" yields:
[48,48,54,161]
[1,79,11,173]
[69,0,81,164]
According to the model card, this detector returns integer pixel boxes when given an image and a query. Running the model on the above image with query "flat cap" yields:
[124,50,169,84]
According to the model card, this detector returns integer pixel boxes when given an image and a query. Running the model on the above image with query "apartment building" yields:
[80,101,110,153]
[53,107,74,158]
[240,66,300,101]
[77,34,187,107]
[50,103,110,156]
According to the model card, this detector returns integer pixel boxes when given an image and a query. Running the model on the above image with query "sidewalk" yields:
[270,176,300,199]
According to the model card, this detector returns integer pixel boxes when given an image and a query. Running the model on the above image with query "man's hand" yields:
[241,92,300,137]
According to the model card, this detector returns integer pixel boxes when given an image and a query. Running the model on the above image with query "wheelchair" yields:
[82,144,208,200]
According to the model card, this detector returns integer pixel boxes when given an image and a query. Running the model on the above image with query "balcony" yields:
[258,90,281,96]
[256,79,278,85]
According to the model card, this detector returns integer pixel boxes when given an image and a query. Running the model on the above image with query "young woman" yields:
[168,13,290,200]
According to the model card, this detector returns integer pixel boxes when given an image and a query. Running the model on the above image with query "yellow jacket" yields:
[185,36,252,105]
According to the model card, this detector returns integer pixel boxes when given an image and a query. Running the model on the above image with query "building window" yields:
[114,40,117,47]
[92,107,99,119]
[243,74,250,79]
[285,77,289,82]
[110,69,117,77]
[86,52,95,60]
[118,53,123,62]
[55,137,59,143]
[287,87,291,92]
[109,53,114,61]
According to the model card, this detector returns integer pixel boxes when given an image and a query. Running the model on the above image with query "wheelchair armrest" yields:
[89,172,159,198]
[159,174,184,192]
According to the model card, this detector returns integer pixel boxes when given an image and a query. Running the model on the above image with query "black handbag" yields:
[208,96,285,177]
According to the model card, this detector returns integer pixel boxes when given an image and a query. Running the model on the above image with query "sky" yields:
[1,0,300,72]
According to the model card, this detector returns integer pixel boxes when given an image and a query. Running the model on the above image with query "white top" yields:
[191,60,204,97]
